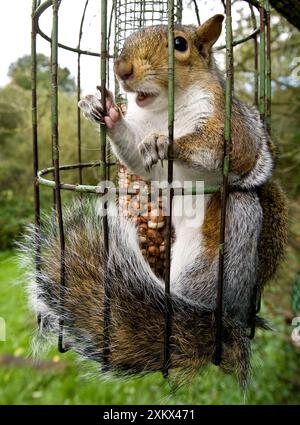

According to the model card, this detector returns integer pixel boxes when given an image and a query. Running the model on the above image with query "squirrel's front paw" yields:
[138,134,169,172]
[78,88,120,129]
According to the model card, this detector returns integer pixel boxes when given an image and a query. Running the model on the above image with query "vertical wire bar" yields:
[250,4,259,106]
[106,1,115,182]
[259,2,266,123]
[176,0,182,23]
[214,0,233,366]
[31,0,41,328]
[124,1,128,42]
[142,0,146,25]
[133,0,137,32]
[51,0,68,353]
[113,0,120,103]
[192,0,201,25]
[100,0,111,371]
[77,0,89,187]
[221,0,226,13]
[249,0,270,340]
[151,0,154,27]
[265,0,271,134]
[163,0,175,378]
[159,0,163,23]
[139,0,143,26]
[107,1,114,88]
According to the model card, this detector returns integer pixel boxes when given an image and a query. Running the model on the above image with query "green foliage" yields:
[0,53,103,249]
[8,54,76,93]
[0,251,299,405]
[0,84,29,144]
[291,271,300,316]
[0,193,33,250]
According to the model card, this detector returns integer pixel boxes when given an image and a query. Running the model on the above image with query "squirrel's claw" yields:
[79,89,120,130]
[78,95,105,124]
[138,134,169,173]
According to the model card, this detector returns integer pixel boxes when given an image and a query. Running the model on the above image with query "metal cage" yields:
[31,0,272,377]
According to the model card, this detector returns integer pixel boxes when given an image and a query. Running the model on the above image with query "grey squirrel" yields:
[21,15,288,386]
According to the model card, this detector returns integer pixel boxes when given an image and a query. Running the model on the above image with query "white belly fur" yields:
[125,86,217,282]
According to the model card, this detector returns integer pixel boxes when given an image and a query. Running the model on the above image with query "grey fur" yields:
[19,200,251,387]
[173,191,263,327]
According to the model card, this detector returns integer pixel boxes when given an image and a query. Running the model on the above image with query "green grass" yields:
[0,250,299,405]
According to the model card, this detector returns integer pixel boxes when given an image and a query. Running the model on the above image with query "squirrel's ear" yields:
[196,14,224,56]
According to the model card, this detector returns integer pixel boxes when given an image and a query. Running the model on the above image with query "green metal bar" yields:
[33,0,105,58]
[51,0,68,354]
[31,0,41,328]
[214,0,233,366]
[33,0,53,20]
[106,1,116,181]
[100,1,108,183]
[265,0,272,134]
[223,7,233,174]
[107,0,114,89]
[176,0,183,23]
[163,0,175,379]
[77,0,89,187]
[259,1,266,122]
[249,4,259,106]
[215,27,260,51]
[100,0,111,371]
[192,0,200,25]
[249,0,271,341]
[113,0,121,104]
[37,163,221,195]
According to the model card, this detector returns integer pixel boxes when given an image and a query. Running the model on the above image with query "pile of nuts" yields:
[118,165,167,278]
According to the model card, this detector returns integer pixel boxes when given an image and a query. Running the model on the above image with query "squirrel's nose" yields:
[114,60,133,81]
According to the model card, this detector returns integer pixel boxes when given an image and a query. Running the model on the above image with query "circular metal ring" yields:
[34,0,261,56]
[34,0,113,57]
[37,162,220,195]
[34,0,263,197]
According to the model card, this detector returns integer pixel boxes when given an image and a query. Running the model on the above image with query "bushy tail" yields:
[257,181,288,286]
[20,200,251,386]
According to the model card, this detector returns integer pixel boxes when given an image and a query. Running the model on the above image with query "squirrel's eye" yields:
[174,36,188,52]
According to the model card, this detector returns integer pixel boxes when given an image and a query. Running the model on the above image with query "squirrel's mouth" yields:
[136,91,157,108]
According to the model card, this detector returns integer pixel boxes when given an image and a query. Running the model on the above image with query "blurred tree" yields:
[8,54,76,93]
[0,55,98,249]
[0,85,27,144]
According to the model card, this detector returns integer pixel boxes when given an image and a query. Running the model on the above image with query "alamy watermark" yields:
[95,179,206,229]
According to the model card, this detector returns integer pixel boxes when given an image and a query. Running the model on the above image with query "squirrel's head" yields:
[114,14,224,110]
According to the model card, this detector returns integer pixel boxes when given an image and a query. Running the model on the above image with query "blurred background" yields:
[0,0,300,404]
